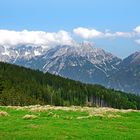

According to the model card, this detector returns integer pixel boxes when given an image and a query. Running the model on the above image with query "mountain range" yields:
[0,42,140,95]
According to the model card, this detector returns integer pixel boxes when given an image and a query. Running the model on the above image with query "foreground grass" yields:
[0,105,140,140]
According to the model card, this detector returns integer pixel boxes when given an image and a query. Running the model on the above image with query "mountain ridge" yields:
[0,44,140,94]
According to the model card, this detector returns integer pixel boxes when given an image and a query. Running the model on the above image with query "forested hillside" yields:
[0,62,140,109]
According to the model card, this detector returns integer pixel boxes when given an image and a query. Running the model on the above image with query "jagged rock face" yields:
[18,44,121,85]
[0,45,49,63]
[43,45,121,84]
[43,44,121,74]
[0,43,140,94]
[121,51,140,67]
[107,52,140,94]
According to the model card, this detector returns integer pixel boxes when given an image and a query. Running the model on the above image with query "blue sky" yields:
[0,0,140,58]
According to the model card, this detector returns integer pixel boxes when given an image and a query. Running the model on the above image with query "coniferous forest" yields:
[0,62,140,109]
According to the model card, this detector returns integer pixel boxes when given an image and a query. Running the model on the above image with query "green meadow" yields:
[0,106,140,140]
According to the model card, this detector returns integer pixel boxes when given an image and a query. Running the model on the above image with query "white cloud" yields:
[134,26,140,45]
[73,27,104,39]
[134,26,140,34]
[105,32,133,38]
[0,30,74,48]
[0,26,139,48]
[114,32,132,38]
[73,27,133,39]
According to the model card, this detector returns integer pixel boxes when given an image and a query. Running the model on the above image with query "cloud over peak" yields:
[0,26,140,47]
[73,27,104,39]
[0,30,74,47]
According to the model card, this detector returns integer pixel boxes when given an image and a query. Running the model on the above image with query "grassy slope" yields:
[0,106,140,140]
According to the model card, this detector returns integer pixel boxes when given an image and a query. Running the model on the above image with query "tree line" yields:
[0,62,140,109]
